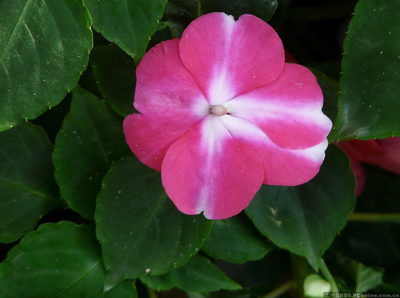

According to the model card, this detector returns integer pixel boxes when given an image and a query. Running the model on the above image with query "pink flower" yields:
[123,12,332,219]
[337,138,400,195]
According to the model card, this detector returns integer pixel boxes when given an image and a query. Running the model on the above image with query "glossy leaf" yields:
[164,0,278,37]
[201,214,273,263]
[0,222,110,297]
[53,86,130,219]
[332,0,400,140]
[90,44,136,117]
[96,154,212,289]
[140,254,241,292]
[246,145,356,269]
[0,0,92,131]
[0,122,62,243]
[84,0,167,63]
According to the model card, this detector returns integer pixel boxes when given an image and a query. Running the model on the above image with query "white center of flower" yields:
[209,104,227,117]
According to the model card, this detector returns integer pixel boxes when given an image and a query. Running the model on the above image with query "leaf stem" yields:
[147,286,158,298]
[261,280,295,298]
[319,259,339,292]
[348,213,400,223]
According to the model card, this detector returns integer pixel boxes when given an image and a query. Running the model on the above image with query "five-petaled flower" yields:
[123,12,332,220]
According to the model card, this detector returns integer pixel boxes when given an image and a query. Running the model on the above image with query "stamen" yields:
[209,104,227,117]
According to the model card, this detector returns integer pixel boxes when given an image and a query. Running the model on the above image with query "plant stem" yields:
[348,213,400,223]
[261,280,296,298]
[319,259,339,292]
[147,287,158,298]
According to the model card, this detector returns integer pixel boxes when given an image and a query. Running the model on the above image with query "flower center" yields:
[209,104,227,117]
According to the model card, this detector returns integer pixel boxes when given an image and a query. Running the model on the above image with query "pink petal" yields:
[349,158,365,196]
[179,12,284,104]
[134,38,209,118]
[220,116,328,186]
[124,114,187,171]
[338,138,400,176]
[224,63,332,149]
[124,39,209,171]
[161,116,264,220]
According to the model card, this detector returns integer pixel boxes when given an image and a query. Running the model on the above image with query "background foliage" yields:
[1,0,399,297]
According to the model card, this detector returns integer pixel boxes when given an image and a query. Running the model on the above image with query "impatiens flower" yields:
[123,12,332,219]
[337,137,400,195]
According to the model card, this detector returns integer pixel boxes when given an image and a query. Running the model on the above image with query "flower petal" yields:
[220,116,328,186]
[179,12,284,104]
[134,38,209,118]
[124,114,192,171]
[161,116,264,220]
[224,63,332,149]
[124,39,210,171]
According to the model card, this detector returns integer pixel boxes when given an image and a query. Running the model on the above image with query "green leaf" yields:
[90,44,136,117]
[0,0,92,132]
[202,0,278,22]
[164,0,278,37]
[104,280,138,298]
[53,86,130,220]
[332,0,400,140]
[141,255,241,292]
[0,221,109,297]
[84,0,167,63]
[201,214,273,263]
[96,154,212,289]
[0,122,62,243]
[246,145,356,269]
[336,256,384,293]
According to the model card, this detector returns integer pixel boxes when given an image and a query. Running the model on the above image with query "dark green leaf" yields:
[90,44,136,117]
[202,0,278,22]
[0,0,92,131]
[164,0,278,37]
[336,256,384,293]
[201,214,273,263]
[246,145,356,269]
[96,154,212,289]
[84,0,167,63]
[0,122,62,243]
[141,255,241,292]
[0,221,111,297]
[332,0,400,140]
[104,280,138,298]
[53,86,130,220]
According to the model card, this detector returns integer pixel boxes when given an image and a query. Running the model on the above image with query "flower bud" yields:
[303,274,331,297]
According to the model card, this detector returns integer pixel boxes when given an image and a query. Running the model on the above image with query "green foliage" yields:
[90,44,136,117]
[201,214,273,263]
[140,255,241,292]
[246,145,356,269]
[333,0,400,140]
[0,123,62,243]
[84,0,167,63]
[0,221,137,297]
[96,155,212,289]
[1,0,400,296]
[53,86,130,219]
[0,0,92,131]
[164,0,277,37]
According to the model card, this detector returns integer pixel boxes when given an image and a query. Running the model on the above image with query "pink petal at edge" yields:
[179,12,285,104]
[124,114,193,171]
[134,38,209,119]
[220,115,328,186]
[224,63,332,150]
[124,39,209,170]
[161,116,264,220]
